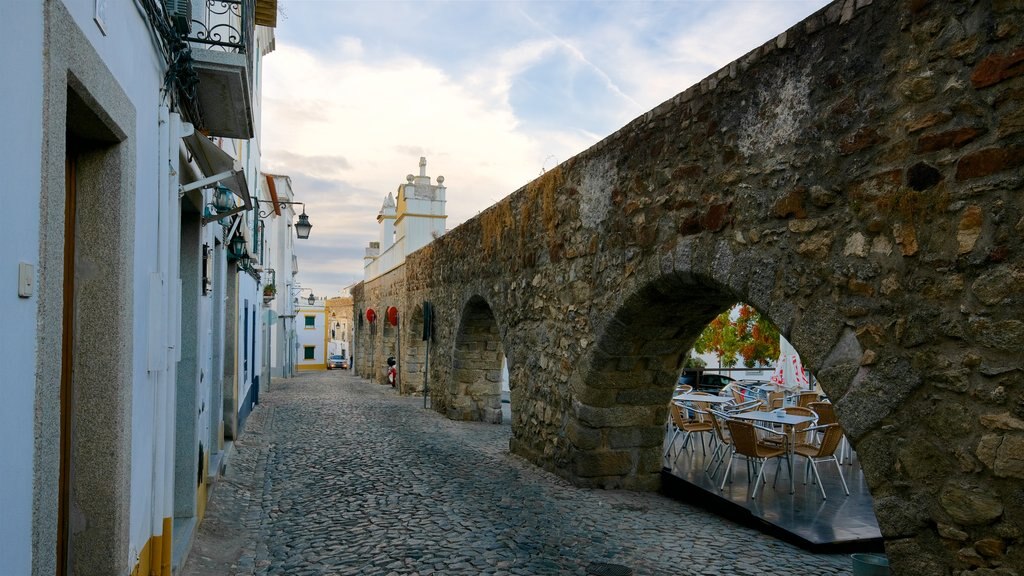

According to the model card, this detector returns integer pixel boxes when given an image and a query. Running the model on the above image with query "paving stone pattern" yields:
[182,370,852,576]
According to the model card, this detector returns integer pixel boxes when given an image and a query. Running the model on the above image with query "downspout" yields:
[149,102,171,576]
[161,111,187,576]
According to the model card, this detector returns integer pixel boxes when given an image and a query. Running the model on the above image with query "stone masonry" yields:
[354,0,1024,572]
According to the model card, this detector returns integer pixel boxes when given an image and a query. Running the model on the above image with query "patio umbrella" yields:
[770,338,810,391]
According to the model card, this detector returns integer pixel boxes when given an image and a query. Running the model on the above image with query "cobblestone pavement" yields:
[181,370,853,576]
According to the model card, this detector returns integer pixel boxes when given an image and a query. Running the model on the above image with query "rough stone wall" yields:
[354,0,1024,572]
[352,266,406,384]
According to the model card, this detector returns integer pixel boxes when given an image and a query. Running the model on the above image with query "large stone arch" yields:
[355,1,1024,571]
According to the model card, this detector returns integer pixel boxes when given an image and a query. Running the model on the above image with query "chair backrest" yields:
[708,409,731,444]
[782,406,817,419]
[796,391,820,408]
[767,391,786,410]
[725,399,763,413]
[728,385,746,404]
[782,406,818,443]
[675,384,693,395]
[688,392,715,418]
[670,402,689,429]
[726,419,757,456]
[808,423,844,457]
[808,401,837,426]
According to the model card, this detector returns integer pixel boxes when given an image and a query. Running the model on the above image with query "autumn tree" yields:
[692,304,780,368]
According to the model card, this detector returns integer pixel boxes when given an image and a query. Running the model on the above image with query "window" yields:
[304,315,315,328]
[304,346,315,360]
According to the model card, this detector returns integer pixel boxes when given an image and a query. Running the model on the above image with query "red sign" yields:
[387,306,399,326]
[366,308,377,323]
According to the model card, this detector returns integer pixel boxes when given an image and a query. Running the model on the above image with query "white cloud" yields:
[261,0,831,298]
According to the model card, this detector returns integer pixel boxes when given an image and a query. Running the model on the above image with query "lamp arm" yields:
[257,198,305,219]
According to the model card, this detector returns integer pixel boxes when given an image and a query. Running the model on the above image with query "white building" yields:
[296,296,327,371]
[0,1,283,574]
[363,157,447,281]
[260,174,304,380]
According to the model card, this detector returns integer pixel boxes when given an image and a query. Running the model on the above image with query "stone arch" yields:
[566,268,766,491]
[448,295,505,423]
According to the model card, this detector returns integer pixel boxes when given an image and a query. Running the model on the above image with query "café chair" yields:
[794,423,850,499]
[704,409,734,481]
[808,401,851,464]
[721,419,790,499]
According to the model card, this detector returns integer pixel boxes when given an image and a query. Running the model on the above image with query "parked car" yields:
[327,355,346,370]
[721,379,771,401]
[677,370,735,393]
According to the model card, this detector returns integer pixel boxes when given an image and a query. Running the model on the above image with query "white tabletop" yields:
[731,410,817,425]
[672,393,733,404]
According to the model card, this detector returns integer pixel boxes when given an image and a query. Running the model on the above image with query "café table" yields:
[731,410,817,493]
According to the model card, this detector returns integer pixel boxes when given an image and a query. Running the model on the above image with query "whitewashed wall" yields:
[0,3,44,573]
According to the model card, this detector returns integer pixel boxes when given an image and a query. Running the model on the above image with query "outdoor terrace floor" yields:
[660,430,884,554]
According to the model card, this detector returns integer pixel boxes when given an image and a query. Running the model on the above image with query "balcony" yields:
[182,0,275,139]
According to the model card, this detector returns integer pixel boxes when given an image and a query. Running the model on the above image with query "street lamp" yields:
[295,207,312,239]
[258,199,313,240]
[307,292,315,305]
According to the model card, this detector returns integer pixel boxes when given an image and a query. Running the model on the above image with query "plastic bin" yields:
[851,553,890,576]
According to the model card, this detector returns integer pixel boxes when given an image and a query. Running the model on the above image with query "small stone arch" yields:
[448,295,505,423]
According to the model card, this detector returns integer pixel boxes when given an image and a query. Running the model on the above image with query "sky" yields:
[260,0,833,299]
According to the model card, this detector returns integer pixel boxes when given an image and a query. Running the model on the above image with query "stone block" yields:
[572,449,632,478]
[608,425,664,449]
[970,48,1024,88]
[614,388,670,406]
[956,147,1024,180]
[940,482,1004,525]
[566,420,602,450]
[575,403,657,428]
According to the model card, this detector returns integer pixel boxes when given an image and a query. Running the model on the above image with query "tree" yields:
[692,304,781,368]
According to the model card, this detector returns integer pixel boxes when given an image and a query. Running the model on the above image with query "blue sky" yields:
[261,0,832,298]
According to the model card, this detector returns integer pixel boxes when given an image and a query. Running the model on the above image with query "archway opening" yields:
[569,274,880,547]
[449,296,506,424]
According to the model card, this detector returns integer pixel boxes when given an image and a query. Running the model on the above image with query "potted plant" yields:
[262,283,276,304]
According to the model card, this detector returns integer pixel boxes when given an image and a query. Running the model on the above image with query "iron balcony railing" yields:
[187,0,255,83]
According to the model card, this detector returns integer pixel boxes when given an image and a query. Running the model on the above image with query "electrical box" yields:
[18,262,34,298]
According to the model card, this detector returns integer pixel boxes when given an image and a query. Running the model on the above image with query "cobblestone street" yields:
[181,370,853,576]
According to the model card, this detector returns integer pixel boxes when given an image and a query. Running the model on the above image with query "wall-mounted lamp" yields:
[307,292,316,305]
[212,184,234,212]
[258,199,313,240]
[230,235,246,259]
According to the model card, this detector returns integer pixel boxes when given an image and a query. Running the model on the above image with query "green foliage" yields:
[682,353,706,369]
[692,304,780,368]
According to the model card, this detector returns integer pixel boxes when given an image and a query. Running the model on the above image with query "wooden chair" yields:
[721,419,789,498]
[794,423,850,499]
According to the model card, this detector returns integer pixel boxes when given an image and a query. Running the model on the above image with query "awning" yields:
[180,132,251,224]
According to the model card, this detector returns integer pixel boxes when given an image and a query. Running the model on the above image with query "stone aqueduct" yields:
[353,0,1024,572]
